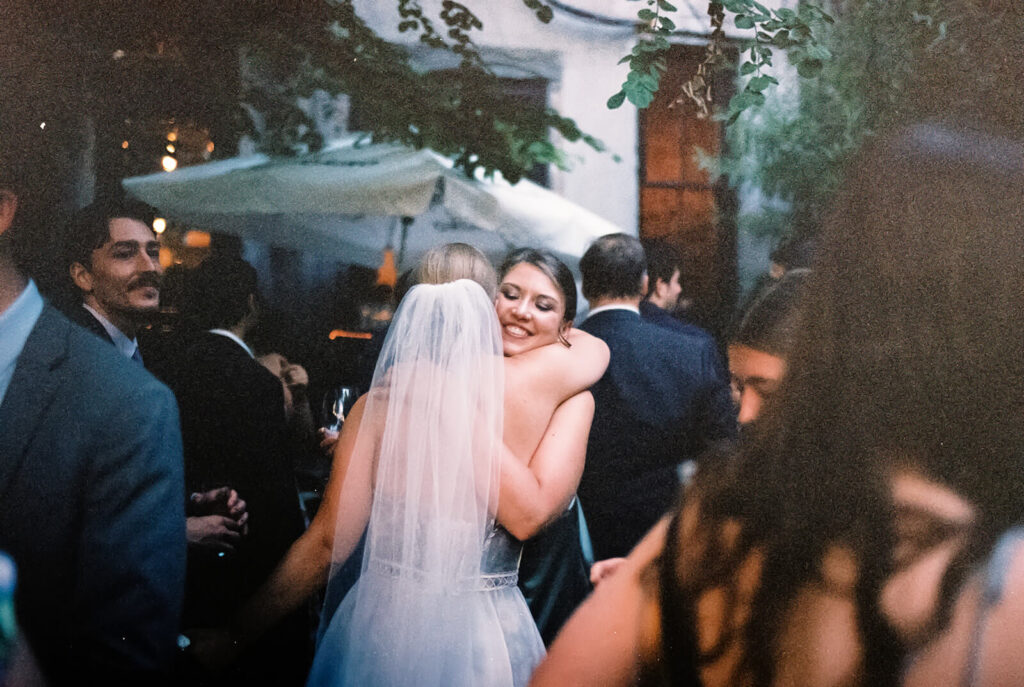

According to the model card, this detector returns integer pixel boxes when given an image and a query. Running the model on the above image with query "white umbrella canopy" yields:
[123,135,620,272]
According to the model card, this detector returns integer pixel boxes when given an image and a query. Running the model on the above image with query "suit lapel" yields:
[0,306,68,499]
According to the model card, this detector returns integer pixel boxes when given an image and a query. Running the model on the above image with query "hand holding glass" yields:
[321,386,359,432]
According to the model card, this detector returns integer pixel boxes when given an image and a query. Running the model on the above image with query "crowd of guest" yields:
[4,9,1024,684]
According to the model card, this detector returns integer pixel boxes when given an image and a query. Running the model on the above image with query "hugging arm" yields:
[496,391,594,541]
[514,328,609,403]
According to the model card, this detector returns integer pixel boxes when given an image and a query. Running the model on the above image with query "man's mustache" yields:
[129,273,162,290]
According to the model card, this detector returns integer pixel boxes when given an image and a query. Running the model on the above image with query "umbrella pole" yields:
[398,216,413,269]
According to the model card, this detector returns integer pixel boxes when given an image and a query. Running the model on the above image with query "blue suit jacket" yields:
[0,305,186,685]
[578,308,736,559]
[639,300,728,382]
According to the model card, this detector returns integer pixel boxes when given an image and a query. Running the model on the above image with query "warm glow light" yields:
[166,131,178,142]
[38,122,46,130]
[206,141,215,153]
[159,246,174,269]
[376,247,397,287]
[166,144,176,153]
[161,156,178,172]
[121,140,130,149]
[183,230,211,248]
[152,217,167,234]
[329,329,374,341]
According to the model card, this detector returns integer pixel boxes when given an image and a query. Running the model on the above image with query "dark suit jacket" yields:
[578,308,736,559]
[64,303,113,343]
[0,305,186,685]
[639,300,728,381]
[164,332,308,683]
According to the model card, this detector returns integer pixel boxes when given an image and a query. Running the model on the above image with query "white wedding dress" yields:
[305,280,545,687]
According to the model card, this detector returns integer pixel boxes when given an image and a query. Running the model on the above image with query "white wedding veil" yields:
[312,278,506,685]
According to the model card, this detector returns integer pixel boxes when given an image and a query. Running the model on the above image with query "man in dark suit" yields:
[577,234,736,560]
[167,254,309,685]
[63,198,164,364]
[63,198,251,570]
[639,238,727,381]
[0,119,186,685]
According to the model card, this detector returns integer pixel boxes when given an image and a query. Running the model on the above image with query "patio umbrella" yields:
[123,135,620,272]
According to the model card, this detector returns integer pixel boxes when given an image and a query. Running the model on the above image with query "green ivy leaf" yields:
[638,8,657,21]
[659,16,676,31]
[607,90,627,109]
[771,29,791,47]
[740,60,758,75]
[537,6,553,23]
[657,0,677,11]
[637,72,659,90]
[623,81,654,108]
[747,74,771,92]
[735,14,755,29]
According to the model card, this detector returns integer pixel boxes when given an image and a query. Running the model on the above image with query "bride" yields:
[195,243,608,686]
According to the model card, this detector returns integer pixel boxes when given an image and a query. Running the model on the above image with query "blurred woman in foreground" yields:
[533,81,1024,687]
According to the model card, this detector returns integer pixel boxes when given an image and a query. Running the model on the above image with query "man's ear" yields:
[0,189,18,238]
[640,273,650,298]
[69,262,94,294]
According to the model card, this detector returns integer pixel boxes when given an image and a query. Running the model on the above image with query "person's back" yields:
[167,255,308,685]
[307,278,548,687]
[576,234,735,560]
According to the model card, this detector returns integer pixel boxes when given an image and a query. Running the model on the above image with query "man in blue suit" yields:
[639,238,727,382]
[577,234,736,560]
[0,130,186,685]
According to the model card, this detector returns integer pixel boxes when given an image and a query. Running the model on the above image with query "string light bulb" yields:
[152,217,167,234]
[161,156,178,172]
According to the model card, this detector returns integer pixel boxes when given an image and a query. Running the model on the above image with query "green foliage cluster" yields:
[246,0,604,183]
[607,0,676,111]
[609,0,833,122]
[722,1,833,123]
[721,0,1001,243]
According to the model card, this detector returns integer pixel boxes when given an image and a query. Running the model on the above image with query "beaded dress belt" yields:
[366,558,519,592]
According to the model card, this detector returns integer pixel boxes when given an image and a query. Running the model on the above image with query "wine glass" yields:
[321,385,359,433]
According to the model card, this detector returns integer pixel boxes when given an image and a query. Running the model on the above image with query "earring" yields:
[558,331,572,348]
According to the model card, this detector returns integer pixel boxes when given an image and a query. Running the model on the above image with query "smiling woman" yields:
[496,248,578,356]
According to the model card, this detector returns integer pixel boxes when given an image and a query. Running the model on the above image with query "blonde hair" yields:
[415,243,497,299]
